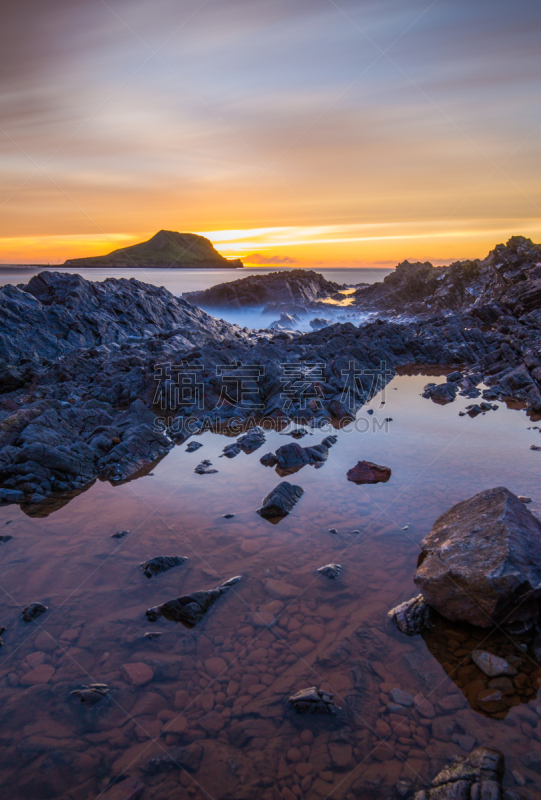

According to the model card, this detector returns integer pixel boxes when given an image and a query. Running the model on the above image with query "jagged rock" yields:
[318,563,342,579]
[346,461,391,484]
[288,686,338,715]
[414,486,541,627]
[184,269,342,309]
[140,555,188,579]
[388,594,434,635]
[70,684,109,706]
[221,426,266,458]
[422,382,457,403]
[146,575,241,627]
[111,530,129,539]
[185,441,203,452]
[194,459,218,475]
[260,436,336,474]
[257,481,304,519]
[269,313,300,330]
[22,602,48,622]
[414,747,504,800]
[310,318,332,330]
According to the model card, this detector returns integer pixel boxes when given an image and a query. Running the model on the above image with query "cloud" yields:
[245,252,297,265]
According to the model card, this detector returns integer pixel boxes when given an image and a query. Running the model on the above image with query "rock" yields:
[19,664,55,685]
[288,687,338,715]
[518,496,531,503]
[257,481,304,519]
[390,688,413,707]
[223,513,235,519]
[317,564,342,579]
[0,535,12,544]
[310,318,332,330]
[140,555,188,579]
[144,631,163,640]
[260,437,336,474]
[413,747,504,800]
[422,382,458,404]
[194,459,218,474]
[414,486,541,627]
[471,650,518,677]
[388,594,434,635]
[221,426,266,459]
[346,461,391,484]
[146,575,241,627]
[22,602,48,622]
[121,662,154,686]
[103,776,144,800]
[186,441,203,452]
[70,684,109,706]
[111,530,129,539]
[204,657,227,677]
[476,688,508,713]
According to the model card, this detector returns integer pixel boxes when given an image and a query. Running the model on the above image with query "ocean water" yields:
[0,375,540,799]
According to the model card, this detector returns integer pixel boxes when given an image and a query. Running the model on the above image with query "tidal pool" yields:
[0,374,539,799]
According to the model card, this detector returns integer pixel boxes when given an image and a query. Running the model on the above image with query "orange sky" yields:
[1,0,540,267]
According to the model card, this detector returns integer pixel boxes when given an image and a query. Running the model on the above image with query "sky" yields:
[1,0,540,267]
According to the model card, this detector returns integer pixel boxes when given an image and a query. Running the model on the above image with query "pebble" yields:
[21,602,48,622]
[19,664,55,685]
[472,650,517,677]
[328,528,338,534]
[111,530,129,539]
[223,513,235,518]
[390,688,413,707]
[121,662,154,686]
[518,496,532,503]
[204,657,227,678]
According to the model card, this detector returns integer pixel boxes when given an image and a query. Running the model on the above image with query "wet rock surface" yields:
[288,686,338,715]
[414,747,505,800]
[260,436,337,474]
[257,481,304,519]
[388,594,434,636]
[415,486,541,626]
[317,564,342,579]
[346,460,392,484]
[21,602,48,622]
[146,575,241,627]
[70,683,109,706]
[139,555,188,579]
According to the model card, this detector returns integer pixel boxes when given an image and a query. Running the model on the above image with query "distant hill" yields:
[64,230,243,269]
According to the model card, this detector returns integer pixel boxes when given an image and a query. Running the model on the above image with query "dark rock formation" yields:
[310,318,332,330]
[388,594,434,635]
[64,230,242,269]
[317,563,341,579]
[111,530,129,539]
[185,441,203,452]
[194,459,218,474]
[414,747,504,800]
[422,382,458,404]
[184,269,342,309]
[70,684,109,706]
[260,436,337,474]
[257,481,304,519]
[415,486,541,627]
[140,555,188,578]
[288,686,338,714]
[22,602,48,622]
[221,426,266,458]
[346,461,391,484]
[146,575,241,627]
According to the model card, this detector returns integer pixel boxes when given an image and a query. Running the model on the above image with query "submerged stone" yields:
[70,684,109,706]
[22,602,48,622]
[471,650,517,677]
[140,555,188,579]
[317,563,342,579]
[414,747,504,800]
[288,686,337,715]
[388,594,434,635]
[146,575,241,627]
[111,530,129,539]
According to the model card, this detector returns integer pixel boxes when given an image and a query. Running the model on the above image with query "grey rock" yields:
[111,530,129,539]
[415,486,541,627]
[414,747,505,800]
[140,555,188,579]
[194,459,218,475]
[390,688,413,706]
[146,575,241,627]
[70,684,109,706]
[185,441,203,452]
[257,481,304,519]
[260,436,336,474]
[317,563,342,579]
[388,594,434,635]
[472,650,518,677]
[288,686,338,715]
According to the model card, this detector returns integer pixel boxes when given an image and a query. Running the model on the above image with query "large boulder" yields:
[414,486,541,627]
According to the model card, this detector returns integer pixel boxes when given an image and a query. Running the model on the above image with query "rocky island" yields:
[64,229,243,269]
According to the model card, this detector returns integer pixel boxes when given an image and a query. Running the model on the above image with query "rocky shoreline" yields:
[0,236,541,512]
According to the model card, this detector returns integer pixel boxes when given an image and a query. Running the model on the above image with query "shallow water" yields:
[1,375,540,799]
